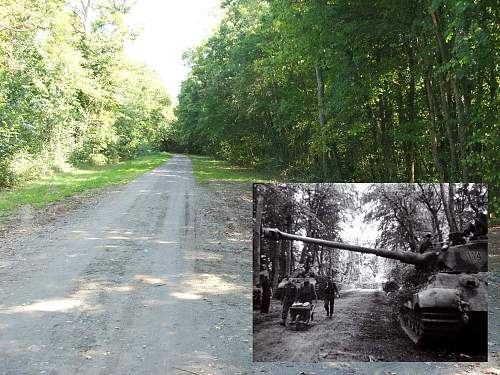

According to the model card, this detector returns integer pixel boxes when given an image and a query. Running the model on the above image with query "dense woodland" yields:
[0,0,172,187]
[254,183,487,290]
[173,0,499,217]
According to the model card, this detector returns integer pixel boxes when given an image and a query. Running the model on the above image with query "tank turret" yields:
[262,227,488,347]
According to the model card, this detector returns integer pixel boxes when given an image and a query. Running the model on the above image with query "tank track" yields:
[399,307,462,345]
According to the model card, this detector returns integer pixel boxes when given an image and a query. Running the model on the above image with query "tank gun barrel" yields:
[262,227,434,266]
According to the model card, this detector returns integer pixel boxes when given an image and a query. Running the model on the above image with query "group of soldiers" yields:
[279,276,339,326]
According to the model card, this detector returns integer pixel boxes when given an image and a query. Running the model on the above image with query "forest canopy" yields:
[0,0,173,187]
[173,0,499,218]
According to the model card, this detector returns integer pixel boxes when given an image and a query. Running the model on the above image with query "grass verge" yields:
[0,152,171,219]
[189,155,278,183]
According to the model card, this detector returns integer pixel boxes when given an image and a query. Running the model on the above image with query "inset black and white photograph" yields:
[253,183,488,362]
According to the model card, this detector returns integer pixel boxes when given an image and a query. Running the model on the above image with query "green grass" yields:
[0,152,171,217]
[189,155,278,183]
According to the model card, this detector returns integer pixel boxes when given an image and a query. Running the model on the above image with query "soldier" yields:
[323,277,339,318]
[260,274,272,314]
[295,279,317,323]
[280,276,297,326]
[473,211,488,239]
[419,234,433,253]
[298,279,317,304]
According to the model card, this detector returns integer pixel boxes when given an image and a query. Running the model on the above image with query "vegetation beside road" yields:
[0,153,171,220]
[190,155,277,183]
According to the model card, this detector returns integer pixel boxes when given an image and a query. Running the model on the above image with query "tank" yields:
[262,227,488,346]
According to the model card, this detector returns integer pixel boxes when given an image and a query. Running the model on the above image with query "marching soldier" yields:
[280,276,297,326]
[260,274,272,314]
[323,277,338,318]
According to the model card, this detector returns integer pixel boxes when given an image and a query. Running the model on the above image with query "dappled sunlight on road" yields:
[183,251,222,262]
[227,236,248,242]
[170,292,202,300]
[0,298,82,313]
[0,279,139,315]
[106,285,135,292]
[151,240,179,245]
[182,273,246,296]
[134,275,168,285]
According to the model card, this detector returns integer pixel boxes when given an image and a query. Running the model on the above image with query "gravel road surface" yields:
[0,155,252,375]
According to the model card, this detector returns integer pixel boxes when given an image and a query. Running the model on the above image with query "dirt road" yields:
[0,155,252,375]
[254,289,487,363]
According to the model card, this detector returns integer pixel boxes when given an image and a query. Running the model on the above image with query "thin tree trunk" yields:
[279,240,287,281]
[285,216,293,276]
[431,10,469,181]
[438,74,458,179]
[285,241,292,276]
[253,195,264,286]
[408,47,417,182]
[271,242,280,290]
[315,62,328,180]
[450,79,469,181]
[424,74,446,181]
[440,183,458,232]
[448,183,459,231]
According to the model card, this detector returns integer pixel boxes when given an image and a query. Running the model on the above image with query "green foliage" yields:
[173,0,499,219]
[0,152,171,216]
[0,0,173,188]
[190,155,277,183]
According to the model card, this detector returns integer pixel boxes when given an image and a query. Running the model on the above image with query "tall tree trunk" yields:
[408,46,417,182]
[285,241,292,276]
[315,62,328,180]
[377,90,395,180]
[438,74,459,180]
[424,73,446,181]
[431,10,469,181]
[253,194,264,286]
[440,183,458,232]
[271,242,280,290]
[448,183,459,231]
[450,79,469,181]
[284,216,293,276]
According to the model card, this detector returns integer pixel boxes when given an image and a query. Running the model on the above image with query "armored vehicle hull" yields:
[399,240,488,345]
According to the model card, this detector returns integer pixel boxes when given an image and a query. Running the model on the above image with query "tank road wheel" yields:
[399,307,425,347]
[414,310,424,338]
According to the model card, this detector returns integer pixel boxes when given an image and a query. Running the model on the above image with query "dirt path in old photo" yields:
[254,288,486,363]
[0,155,252,375]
